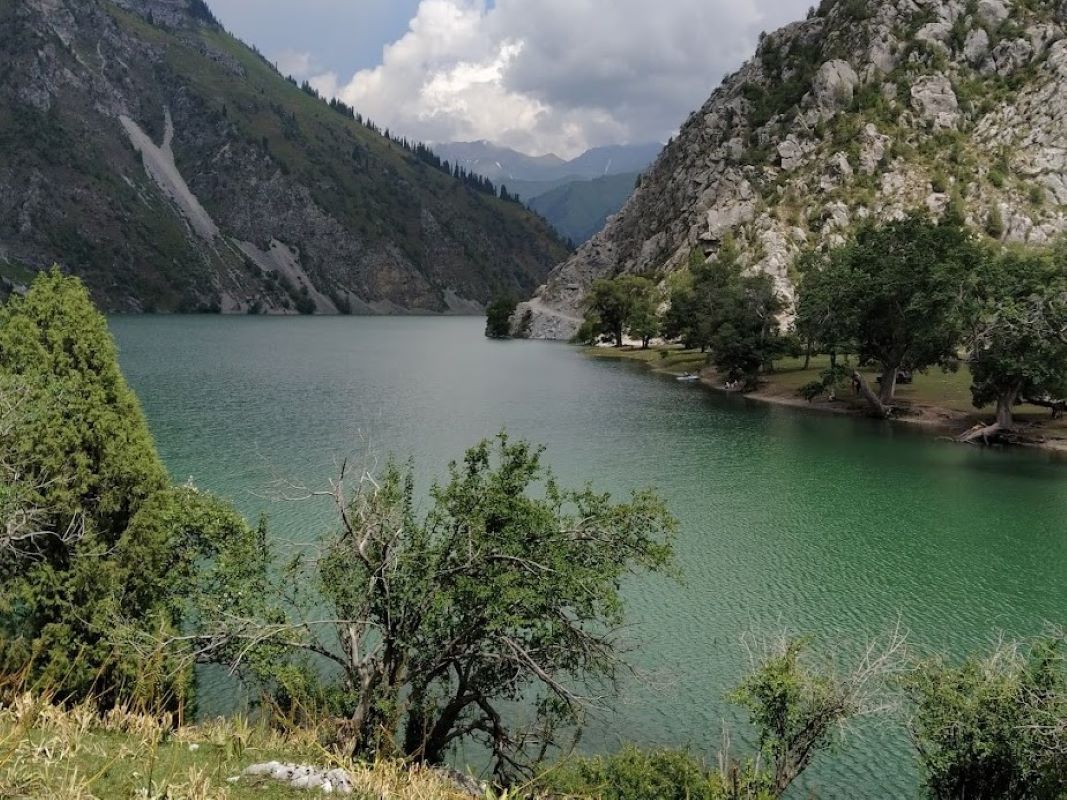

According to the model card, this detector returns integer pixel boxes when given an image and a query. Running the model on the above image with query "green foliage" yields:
[795,216,982,406]
[540,747,772,800]
[198,434,676,776]
[579,275,660,347]
[664,241,787,387]
[904,636,1067,800]
[0,271,259,709]
[730,638,870,796]
[986,205,1005,238]
[485,294,518,339]
[966,250,1067,423]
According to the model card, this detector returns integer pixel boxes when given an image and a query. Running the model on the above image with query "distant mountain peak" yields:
[434,141,660,184]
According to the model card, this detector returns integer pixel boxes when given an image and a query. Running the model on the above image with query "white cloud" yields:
[327,0,812,157]
[275,49,315,79]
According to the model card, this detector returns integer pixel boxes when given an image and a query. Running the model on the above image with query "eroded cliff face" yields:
[0,0,567,312]
[518,0,1067,338]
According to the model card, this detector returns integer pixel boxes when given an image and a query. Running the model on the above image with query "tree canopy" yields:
[796,216,981,414]
[578,275,660,347]
[485,294,518,339]
[0,270,258,708]
[664,242,787,388]
[965,249,1067,430]
[194,434,677,777]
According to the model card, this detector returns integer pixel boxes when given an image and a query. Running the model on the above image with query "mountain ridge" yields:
[0,0,569,313]
[517,0,1067,339]
[434,141,660,184]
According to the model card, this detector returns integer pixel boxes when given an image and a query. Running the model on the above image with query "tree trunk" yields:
[996,389,1017,429]
[614,327,623,347]
[803,339,813,370]
[957,385,1019,445]
[878,365,898,404]
[853,371,889,418]
[641,336,650,350]
[829,350,837,369]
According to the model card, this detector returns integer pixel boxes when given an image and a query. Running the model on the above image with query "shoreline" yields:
[583,344,1067,455]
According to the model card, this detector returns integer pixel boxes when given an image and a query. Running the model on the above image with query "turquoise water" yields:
[110,315,1067,797]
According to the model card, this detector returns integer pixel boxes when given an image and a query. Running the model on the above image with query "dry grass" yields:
[0,692,483,799]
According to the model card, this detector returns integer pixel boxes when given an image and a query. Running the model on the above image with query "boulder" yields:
[812,59,859,112]
[917,21,953,44]
[977,0,1010,27]
[859,124,890,175]
[991,38,1034,75]
[963,27,990,65]
[777,136,804,171]
[910,74,960,129]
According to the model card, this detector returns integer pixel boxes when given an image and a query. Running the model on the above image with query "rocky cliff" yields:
[518,0,1067,338]
[0,0,569,313]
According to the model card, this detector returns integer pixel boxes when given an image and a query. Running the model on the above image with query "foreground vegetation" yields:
[2,272,1066,798]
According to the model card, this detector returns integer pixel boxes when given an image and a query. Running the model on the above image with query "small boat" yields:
[676,372,700,382]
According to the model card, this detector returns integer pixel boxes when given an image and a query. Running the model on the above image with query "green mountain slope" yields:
[527,173,639,245]
[0,0,569,313]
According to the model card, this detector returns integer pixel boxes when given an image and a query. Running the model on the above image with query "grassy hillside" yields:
[0,0,570,312]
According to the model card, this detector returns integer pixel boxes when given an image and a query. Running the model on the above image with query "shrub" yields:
[0,271,260,710]
[539,747,771,800]
[986,205,1005,238]
[904,636,1067,800]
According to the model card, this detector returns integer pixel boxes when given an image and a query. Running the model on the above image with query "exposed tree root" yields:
[957,422,1005,445]
[956,422,1048,447]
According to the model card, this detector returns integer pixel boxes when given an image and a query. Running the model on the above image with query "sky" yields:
[207,0,813,158]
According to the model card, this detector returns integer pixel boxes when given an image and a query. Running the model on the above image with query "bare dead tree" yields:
[732,623,909,797]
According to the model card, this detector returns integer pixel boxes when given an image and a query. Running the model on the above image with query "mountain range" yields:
[433,141,660,246]
[517,0,1067,338]
[0,0,569,313]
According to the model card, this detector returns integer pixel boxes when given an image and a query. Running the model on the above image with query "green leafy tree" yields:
[665,241,786,388]
[904,636,1067,800]
[964,250,1067,434]
[485,294,518,339]
[0,270,259,709]
[626,282,662,349]
[195,434,676,777]
[730,630,905,798]
[794,250,850,370]
[540,746,772,800]
[798,216,981,416]
[580,276,659,347]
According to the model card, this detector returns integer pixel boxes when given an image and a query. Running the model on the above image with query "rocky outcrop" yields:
[0,0,567,312]
[518,0,1067,338]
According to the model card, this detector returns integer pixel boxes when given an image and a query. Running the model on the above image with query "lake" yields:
[109,315,1067,798]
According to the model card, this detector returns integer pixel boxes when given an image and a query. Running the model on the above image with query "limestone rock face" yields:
[964,28,991,65]
[910,74,961,129]
[518,0,1067,339]
[813,60,860,113]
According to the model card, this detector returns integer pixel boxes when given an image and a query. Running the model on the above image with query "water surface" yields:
[110,315,1067,797]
